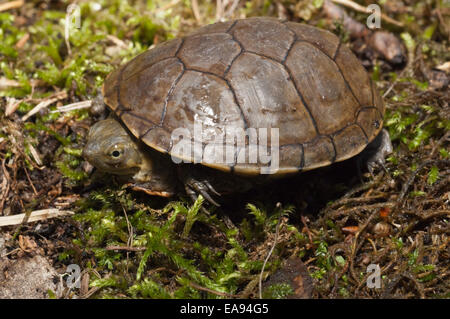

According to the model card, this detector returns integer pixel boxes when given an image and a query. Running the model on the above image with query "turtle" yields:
[83,17,393,206]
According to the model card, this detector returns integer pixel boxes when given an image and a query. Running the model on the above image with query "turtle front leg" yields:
[184,179,221,207]
[178,166,222,207]
[178,164,256,206]
[358,129,393,178]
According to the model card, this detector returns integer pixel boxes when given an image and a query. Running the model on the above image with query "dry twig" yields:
[191,0,202,24]
[22,91,68,121]
[331,0,404,27]
[0,0,24,12]
[258,215,283,299]
[0,209,74,227]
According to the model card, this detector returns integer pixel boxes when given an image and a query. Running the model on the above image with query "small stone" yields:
[0,255,58,299]
[373,221,391,237]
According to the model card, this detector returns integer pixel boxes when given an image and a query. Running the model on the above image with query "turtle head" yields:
[83,118,177,197]
[83,118,142,175]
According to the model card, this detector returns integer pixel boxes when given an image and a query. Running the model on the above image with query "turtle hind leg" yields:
[358,129,393,178]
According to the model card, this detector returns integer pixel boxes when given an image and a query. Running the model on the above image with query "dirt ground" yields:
[0,0,448,299]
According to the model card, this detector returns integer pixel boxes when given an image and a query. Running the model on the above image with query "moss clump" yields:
[262,283,294,299]
[69,189,299,298]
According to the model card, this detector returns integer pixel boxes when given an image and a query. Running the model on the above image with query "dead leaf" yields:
[379,207,390,220]
[18,235,38,253]
[342,226,359,234]
[262,257,314,299]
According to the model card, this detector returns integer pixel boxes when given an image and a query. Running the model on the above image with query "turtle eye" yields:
[111,150,121,158]
[108,145,124,159]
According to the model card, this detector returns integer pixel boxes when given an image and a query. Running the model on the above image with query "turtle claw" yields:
[184,186,211,215]
[185,180,221,207]
[358,129,393,180]
[203,180,221,197]
[192,181,221,207]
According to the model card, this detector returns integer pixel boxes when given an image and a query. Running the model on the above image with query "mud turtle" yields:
[83,17,392,205]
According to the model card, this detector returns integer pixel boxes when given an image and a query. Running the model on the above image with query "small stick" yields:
[435,61,450,73]
[331,0,404,27]
[301,215,314,248]
[0,0,24,12]
[430,131,450,157]
[191,0,202,24]
[383,69,407,98]
[259,216,283,299]
[106,35,128,49]
[328,202,396,218]
[327,195,387,210]
[349,209,379,283]
[0,159,11,213]
[0,78,21,89]
[105,246,146,251]
[396,160,448,206]
[224,0,240,19]
[50,100,92,113]
[27,143,43,167]
[154,0,182,14]
[23,166,38,195]
[121,203,133,273]
[215,0,224,22]
[5,97,21,117]
[0,209,74,227]
[15,33,29,49]
[5,96,43,117]
[22,91,68,121]
[188,281,240,298]
[402,209,450,220]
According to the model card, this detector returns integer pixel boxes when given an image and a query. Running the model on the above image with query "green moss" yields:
[385,101,446,151]
[311,241,332,280]
[68,187,302,298]
[262,283,294,299]
[128,278,172,299]
[182,195,204,237]
[427,166,439,185]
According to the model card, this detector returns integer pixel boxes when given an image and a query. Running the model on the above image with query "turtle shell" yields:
[102,17,385,175]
